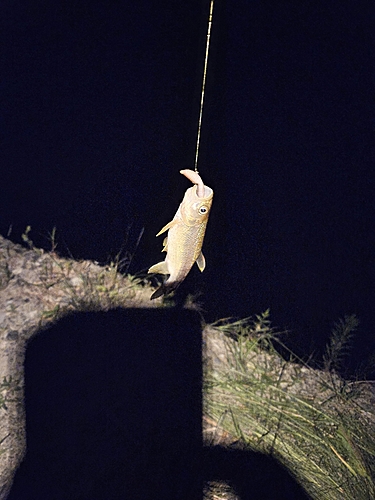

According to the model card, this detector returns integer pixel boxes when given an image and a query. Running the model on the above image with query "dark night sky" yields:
[1,0,374,497]
[2,0,374,360]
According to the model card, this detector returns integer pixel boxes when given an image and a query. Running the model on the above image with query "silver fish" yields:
[148,169,213,299]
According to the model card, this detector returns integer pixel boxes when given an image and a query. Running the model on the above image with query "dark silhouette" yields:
[8,309,308,499]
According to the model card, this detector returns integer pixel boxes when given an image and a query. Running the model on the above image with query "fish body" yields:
[148,169,213,299]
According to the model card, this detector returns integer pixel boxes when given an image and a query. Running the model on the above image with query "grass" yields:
[203,312,375,500]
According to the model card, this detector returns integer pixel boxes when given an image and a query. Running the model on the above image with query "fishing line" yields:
[194,0,215,174]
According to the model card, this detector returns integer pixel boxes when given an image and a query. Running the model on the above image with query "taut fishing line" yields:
[194,0,215,174]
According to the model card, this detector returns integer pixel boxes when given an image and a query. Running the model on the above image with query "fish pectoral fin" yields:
[196,252,206,272]
[156,220,178,237]
[162,236,168,252]
[148,261,169,275]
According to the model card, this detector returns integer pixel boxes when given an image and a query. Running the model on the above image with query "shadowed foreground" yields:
[1,236,374,499]
[7,309,307,500]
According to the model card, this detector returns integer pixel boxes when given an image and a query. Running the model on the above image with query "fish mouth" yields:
[180,169,212,198]
[196,184,213,199]
[185,185,213,203]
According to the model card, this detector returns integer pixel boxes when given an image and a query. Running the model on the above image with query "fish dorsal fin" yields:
[148,261,169,275]
[196,252,206,272]
[156,219,179,237]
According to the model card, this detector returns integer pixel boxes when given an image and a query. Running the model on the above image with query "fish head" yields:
[180,184,213,226]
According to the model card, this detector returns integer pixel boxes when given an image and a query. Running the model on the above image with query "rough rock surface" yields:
[0,235,160,499]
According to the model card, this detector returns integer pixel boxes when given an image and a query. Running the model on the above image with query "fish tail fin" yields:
[150,282,179,300]
[150,286,166,300]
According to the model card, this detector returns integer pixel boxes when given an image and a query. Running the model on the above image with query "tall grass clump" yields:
[203,312,375,500]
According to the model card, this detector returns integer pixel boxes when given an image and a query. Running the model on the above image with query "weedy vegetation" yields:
[0,377,22,412]
[0,377,23,457]
[204,312,375,500]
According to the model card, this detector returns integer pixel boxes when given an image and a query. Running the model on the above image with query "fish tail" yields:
[150,282,179,300]
[150,286,166,300]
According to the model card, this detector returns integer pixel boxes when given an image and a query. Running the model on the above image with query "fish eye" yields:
[199,206,208,215]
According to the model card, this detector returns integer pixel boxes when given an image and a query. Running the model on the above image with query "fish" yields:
[148,169,213,299]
